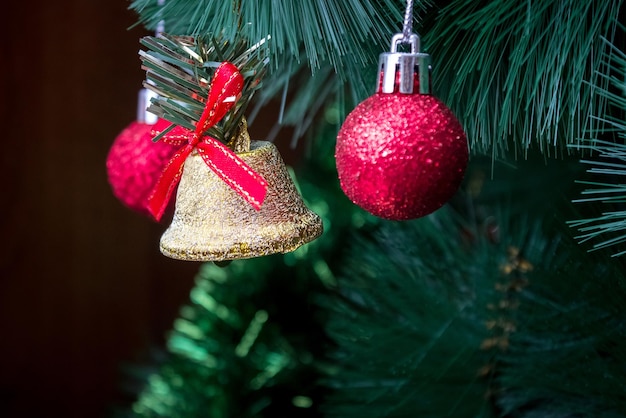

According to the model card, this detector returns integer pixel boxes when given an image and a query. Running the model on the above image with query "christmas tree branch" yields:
[322,159,626,416]
[130,0,432,144]
[568,32,626,257]
[424,0,622,157]
[139,33,270,143]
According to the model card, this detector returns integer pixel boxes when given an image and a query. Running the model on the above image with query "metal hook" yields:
[391,33,420,54]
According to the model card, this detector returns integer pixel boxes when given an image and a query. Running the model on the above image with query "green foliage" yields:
[497,228,626,417]
[321,158,626,417]
[128,258,324,418]
[139,33,270,143]
[568,34,626,257]
[129,0,432,143]
[130,0,624,155]
[569,139,626,256]
[424,0,622,157]
[129,0,419,79]
[321,209,502,417]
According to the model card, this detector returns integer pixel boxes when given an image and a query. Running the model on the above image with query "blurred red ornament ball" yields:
[106,121,178,217]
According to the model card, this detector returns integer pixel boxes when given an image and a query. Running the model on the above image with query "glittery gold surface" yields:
[160,141,323,261]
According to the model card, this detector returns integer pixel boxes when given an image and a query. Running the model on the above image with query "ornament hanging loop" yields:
[391,33,420,54]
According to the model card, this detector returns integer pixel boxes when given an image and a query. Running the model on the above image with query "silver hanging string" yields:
[402,0,414,42]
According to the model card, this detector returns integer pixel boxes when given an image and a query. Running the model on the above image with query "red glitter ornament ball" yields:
[335,93,468,220]
[106,121,178,217]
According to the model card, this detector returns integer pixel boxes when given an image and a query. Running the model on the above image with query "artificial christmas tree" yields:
[109,0,626,416]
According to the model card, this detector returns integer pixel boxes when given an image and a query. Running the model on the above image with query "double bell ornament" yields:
[335,14,469,221]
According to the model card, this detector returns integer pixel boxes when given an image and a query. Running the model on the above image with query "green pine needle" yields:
[496,229,626,416]
[139,33,270,143]
[320,200,534,417]
[129,0,433,143]
[129,258,329,418]
[321,161,626,416]
[568,32,626,257]
[129,0,419,79]
[424,0,622,158]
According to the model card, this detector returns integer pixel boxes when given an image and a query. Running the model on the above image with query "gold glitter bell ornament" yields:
[159,122,323,261]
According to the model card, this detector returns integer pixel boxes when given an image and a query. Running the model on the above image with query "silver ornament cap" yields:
[378,33,431,95]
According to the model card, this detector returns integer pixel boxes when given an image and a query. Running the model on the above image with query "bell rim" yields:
[159,214,323,261]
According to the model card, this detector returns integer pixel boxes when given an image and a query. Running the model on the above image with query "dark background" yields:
[0,2,290,417]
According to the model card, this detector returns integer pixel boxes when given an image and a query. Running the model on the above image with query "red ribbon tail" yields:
[197,140,268,210]
[147,145,194,221]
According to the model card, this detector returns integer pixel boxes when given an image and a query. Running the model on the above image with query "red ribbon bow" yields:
[147,62,268,221]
